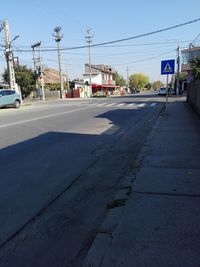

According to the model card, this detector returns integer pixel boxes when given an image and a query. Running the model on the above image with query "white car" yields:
[0,89,21,108]
[158,87,167,95]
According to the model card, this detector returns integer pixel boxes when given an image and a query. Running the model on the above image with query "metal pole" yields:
[166,74,169,107]
[32,42,44,100]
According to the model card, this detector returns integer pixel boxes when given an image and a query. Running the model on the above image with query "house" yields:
[181,45,200,81]
[33,67,68,99]
[43,67,67,86]
[83,64,120,95]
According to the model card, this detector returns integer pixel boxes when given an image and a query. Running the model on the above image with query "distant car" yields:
[158,87,167,96]
[0,89,21,108]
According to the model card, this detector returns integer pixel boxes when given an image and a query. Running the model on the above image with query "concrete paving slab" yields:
[133,167,200,195]
[83,233,112,267]
[146,132,200,155]
[101,193,200,267]
[143,154,200,169]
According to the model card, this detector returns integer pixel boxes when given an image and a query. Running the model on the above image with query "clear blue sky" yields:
[1,0,200,83]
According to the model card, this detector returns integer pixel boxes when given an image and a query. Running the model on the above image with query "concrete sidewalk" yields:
[84,97,200,267]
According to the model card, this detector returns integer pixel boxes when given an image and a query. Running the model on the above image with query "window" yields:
[6,90,15,95]
[0,90,6,96]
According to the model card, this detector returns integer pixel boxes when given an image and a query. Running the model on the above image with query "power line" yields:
[3,17,200,53]
[191,32,200,45]
[112,49,176,66]
[9,40,191,49]
[98,40,191,48]
[92,18,200,47]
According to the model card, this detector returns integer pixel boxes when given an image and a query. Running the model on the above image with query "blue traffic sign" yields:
[161,59,175,75]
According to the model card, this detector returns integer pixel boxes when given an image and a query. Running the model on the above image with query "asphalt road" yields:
[0,93,164,267]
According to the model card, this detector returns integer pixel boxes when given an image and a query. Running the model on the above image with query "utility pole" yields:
[65,60,70,91]
[31,43,37,72]
[126,66,129,92]
[53,26,64,99]
[3,19,19,92]
[176,45,180,95]
[31,41,45,100]
[37,43,45,101]
[85,28,93,97]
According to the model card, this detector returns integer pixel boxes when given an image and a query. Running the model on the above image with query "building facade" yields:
[181,45,200,81]
[83,64,119,95]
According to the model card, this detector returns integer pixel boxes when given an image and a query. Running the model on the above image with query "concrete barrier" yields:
[187,80,200,117]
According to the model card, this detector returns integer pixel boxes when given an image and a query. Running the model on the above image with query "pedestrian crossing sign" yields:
[161,59,175,75]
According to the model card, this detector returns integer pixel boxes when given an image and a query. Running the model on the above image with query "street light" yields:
[11,34,20,43]
[31,41,45,101]
[53,26,64,99]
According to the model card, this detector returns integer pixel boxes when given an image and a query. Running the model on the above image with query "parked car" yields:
[0,89,21,108]
[158,87,167,96]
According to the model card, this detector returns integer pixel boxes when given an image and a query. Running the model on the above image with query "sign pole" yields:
[166,74,169,105]
[161,59,175,110]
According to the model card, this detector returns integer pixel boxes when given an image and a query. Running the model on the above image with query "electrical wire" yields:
[6,17,200,53]
[108,49,176,66]
[191,32,200,44]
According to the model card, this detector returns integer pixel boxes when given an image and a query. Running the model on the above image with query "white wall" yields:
[83,73,102,85]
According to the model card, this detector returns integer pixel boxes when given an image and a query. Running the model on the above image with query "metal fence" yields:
[187,80,200,117]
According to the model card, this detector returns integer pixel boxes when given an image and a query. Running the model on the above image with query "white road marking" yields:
[106,103,117,106]
[117,103,126,106]
[138,103,146,107]
[127,103,136,107]
[95,103,107,107]
[150,103,157,107]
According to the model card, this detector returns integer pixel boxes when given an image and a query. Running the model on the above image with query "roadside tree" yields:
[129,73,149,91]
[113,71,126,86]
[152,80,164,90]
[3,65,36,97]
[190,54,200,79]
[145,82,152,90]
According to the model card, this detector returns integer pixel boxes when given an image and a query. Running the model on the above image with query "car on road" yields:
[158,87,167,96]
[0,89,21,108]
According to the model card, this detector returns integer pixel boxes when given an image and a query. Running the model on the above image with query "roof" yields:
[182,46,200,53]
[85,64,115,75]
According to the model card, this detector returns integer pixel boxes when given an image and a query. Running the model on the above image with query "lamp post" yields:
[53,26,64,99]
[31,41,45,100]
